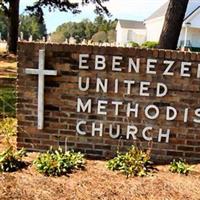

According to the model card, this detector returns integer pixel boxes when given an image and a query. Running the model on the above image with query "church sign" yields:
[17,43,200,162]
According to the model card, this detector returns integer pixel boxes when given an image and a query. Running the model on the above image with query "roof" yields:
[146,1,169,21]
[146,0,200,21]
[118,19,145,29]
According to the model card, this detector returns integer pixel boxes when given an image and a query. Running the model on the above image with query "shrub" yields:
[34,147,86,176]
[0,118,17,136]
[169,159,192,175]
[0,116,26,173]
[0,117,17,147]
[107,145,154,177]
[141,41,158,48]
[129,41,139,47]
[0,147,26,172]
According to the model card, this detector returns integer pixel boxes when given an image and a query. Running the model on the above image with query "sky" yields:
[19,0,168,33]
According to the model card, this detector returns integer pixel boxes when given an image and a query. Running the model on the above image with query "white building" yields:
[116,20,146,45]
[116,0,200,48]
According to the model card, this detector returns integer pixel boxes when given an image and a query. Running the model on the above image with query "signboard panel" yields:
[17,43,200,162]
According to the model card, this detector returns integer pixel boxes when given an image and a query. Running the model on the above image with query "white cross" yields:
[25,49,57,130]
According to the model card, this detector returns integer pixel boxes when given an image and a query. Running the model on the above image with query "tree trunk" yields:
[8,0,19,54]
[158,0,189,50]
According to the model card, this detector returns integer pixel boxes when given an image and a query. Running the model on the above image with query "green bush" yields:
[0,147,26,172]
[129,41,139,47]
[0,88,16,117]
[169,159,192,175]
[34,147,86,176]
[141,41,158,48]
[107,146,154,177]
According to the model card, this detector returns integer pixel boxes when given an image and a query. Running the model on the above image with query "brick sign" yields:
[17,42,200,162]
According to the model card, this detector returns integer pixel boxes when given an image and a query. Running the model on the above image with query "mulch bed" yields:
[0,157,199,200]
[0,137,199,200]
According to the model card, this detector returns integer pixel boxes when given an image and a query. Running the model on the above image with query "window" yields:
[127,30,133,41]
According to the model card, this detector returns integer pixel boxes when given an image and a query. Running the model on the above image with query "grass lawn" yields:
[0,88,16,117]
[0,53,17,78]
[0,54,17,117]
[0,48,6,53]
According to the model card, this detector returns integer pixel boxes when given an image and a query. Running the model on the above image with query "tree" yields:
[54,22,75,39]
[51,16,116,43]
[0,0,19,53]
[51,21,87,43]
[84,20,97,39]
[0,12,47,41]
[0,0,109,54]
[94,16,117,33]
[0,10,8,40]
[159,0,189,50]
[20,15,47,41]
[51,31,66,43]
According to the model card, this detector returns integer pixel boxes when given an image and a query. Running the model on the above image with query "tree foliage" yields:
[95,16,116,31]
[0,10,8,40]
[51,31,66,43]
[19,15,47,41]
[51,16,117,43]
[0,0,110,53]
[51,20,96,43]
[26,0,110,23]
[0,0,110,20]
[0,11,47,41]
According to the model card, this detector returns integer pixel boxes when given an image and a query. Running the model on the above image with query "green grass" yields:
[0,88,16,117]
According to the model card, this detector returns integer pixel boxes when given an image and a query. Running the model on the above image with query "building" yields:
[116,0,200,48]
[116,20,146,45]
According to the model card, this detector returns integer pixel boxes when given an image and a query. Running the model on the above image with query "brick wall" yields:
[17,42,200,163]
